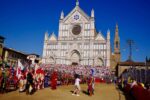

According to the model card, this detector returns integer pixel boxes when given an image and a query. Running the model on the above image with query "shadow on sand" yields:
[82,90,89,96]
[70,90,89,96]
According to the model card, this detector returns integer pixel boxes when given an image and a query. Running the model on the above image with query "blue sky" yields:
[0,0,150,62]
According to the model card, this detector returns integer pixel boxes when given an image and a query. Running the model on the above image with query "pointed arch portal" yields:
[46,56,55,64]
[95,58,104,66]
[70,50,81,65]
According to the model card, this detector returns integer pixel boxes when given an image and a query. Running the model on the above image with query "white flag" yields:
[18,59,24,70]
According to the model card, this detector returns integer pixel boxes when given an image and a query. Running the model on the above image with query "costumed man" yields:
[10,67,18,87]
[35,68,40,90]
[0,67,2,92]
[18,70,26,92]
[1,71,6,93]
[51,69,58,90]
[13,74,18,90]
[44,70,49,88]
[0,67,2,78]
[36,69,45,90]
[26,68,34,95]
[87,69,95,96]
[40,69,44,89]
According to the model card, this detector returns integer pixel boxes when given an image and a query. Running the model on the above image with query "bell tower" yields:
[114,24,121,62]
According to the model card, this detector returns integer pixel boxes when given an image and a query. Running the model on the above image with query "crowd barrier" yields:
[95,78,106,83]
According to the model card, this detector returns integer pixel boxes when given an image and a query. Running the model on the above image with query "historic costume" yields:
[19,71,26,92]
[35,68,45,90]
[44,72,49,88]
[26,71,34,94]
[51,70,57,90]
[87,75,95,96]
[0,72,6,93]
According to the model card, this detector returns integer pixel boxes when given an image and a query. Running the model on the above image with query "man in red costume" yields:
[87,73,95,96]
[51,69,58,90]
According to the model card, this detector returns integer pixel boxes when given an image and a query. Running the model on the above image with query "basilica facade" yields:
[42,1,120,67]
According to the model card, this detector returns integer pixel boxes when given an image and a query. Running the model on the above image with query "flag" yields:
[16,59,24,78]
[16,67,21,78]
[35,63,40,74]
[35,64,40,71]
[18,59,24,70]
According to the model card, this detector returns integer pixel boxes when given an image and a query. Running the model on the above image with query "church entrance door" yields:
[95,58,104,66]
[72,62,78,65]
[47,56,55,64]
[70,50,80,65]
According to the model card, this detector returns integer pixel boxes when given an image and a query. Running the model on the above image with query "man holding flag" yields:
[17,59,26,92]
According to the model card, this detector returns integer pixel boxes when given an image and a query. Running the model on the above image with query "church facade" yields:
[42,1,120,67]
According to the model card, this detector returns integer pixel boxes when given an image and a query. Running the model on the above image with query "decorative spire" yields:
[115,23,119,41]
[99,30,102,34]
[114,23,120,54]
[107,29,110,40]
[52,32,55,35]
[76,0,79,6]
[44,31,48,41]
[91,8,94,18]
[60,10,64,19]
[115,23,119,34]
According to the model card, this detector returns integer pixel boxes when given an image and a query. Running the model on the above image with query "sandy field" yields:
[0,83,130,100]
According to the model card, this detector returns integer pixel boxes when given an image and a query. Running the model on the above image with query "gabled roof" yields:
[49,32,57,41]
[118,61,145,66]
[3,47,27,56]
[63,5,90,22]
[95,32,106,41]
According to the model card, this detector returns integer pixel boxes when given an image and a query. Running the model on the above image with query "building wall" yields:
[0,44,2,57]
[2,47,28,66]
[0,44,3,65]
[116,64,149,77]
[42,3,111,67]
[110,54,117,71]
[0,36,5,65]
[43,40,108,66]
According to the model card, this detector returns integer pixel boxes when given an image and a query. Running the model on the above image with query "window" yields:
[63,25,65,30]
[85,23,90,29]
[65,25,68,30]
[60,25,63,30]
[94,45,95,49]
[87,31,90,36]
[104,45,106,49]
[104,51,106,56]
[84,31,86,36]
[87,24,90,29]
[85,24,87,29]
[101,45,103,49]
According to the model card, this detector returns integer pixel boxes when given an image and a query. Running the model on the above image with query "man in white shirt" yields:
[72,74,81,96]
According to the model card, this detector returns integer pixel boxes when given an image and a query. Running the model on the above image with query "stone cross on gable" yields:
[76,0,79,6]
